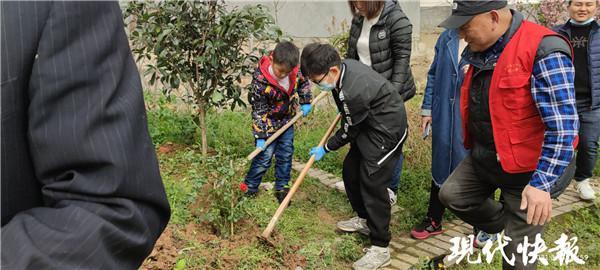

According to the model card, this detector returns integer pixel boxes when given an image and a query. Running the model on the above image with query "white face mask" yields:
[570,18,596,25]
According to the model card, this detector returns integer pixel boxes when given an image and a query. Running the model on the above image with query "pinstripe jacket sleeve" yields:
[1,2,170,269]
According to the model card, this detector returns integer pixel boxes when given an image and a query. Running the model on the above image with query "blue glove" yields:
[301,104,312,117]
[309,146,327,161]
[256,139,266,149]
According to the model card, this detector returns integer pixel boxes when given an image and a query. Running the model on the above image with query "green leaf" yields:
[174,259,186,270]
[125,1,282,123]
[211,91,223,103]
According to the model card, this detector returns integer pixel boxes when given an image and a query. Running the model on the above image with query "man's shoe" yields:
[337,216,370,235]
[352,246,391,270]
[473,229,499,248]
[410,217,443,240]
[387,188,397,206]
[575,179,596,201]
[274,188,290,204]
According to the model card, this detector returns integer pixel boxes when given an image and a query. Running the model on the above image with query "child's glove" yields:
[256,139,266,149]
[301,104,312,117]
[309,146,328,161]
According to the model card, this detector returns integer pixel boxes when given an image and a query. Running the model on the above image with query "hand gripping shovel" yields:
[259,114,342,245]
[247,91,328,161]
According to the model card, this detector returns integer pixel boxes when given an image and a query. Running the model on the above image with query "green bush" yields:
[158,148,207,224]
[197,156,250,237]
[330,31,350,57]
[206,110,254,158]
[145,93,196,145]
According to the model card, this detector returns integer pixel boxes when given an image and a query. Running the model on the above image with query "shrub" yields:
[197,157,250,237]
[145,93,196,145]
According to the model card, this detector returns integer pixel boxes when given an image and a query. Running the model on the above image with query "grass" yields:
[159,147,206,225]
[146,91,600,269]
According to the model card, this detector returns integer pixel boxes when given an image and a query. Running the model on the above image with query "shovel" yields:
[259,114,342,245]
[247,91,328,161]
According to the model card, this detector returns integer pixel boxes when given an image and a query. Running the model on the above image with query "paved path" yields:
[291,161,599,269]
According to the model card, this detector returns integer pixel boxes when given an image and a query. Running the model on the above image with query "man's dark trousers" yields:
[439,155,575,270]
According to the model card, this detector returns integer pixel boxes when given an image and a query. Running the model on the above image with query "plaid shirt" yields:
[530,52,579,192]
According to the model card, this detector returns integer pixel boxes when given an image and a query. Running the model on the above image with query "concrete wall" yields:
[420,5,451,33]
[228,1,420,43]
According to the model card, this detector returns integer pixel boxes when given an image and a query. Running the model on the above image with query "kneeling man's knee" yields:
[438,181,458,209]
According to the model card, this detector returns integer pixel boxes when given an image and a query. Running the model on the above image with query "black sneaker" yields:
[410,217,443,240]
[274,188,290,205]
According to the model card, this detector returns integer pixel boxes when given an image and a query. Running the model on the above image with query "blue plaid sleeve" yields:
[530,52,579,192]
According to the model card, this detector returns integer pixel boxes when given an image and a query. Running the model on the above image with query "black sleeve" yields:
[389,8,416,101]
[1,2,170,269]
[325,117,361,151]
[346,16,361,60]
[325,88,370,151]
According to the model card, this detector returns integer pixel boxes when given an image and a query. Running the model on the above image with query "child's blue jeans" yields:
[244,127,294,192]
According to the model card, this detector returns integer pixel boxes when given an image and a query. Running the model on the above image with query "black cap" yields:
[439,0,508,29]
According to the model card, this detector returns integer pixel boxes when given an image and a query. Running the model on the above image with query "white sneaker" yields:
[575,179,596,201]
[337,216,370,235]
[352,246,391,270]
[387,188,397,206]
[473,230,500,249]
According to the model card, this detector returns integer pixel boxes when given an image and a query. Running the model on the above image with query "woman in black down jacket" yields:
[346,0,415,205]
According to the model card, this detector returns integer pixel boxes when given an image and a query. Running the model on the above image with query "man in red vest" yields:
[437,1,579,269]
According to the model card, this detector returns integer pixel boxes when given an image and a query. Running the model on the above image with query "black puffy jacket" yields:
[346,0,416,101]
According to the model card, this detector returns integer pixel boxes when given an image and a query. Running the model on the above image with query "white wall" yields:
[227,0,420,40]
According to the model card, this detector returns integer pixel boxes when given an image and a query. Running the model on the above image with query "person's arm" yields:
[345,16,361,60]
[297,70,312,105]
[324,87,370,151]
[529,52,578,192]
[420,38,443,134]
[249,77,271,139]
[389,8,416,101]
[1,2,170,269]
[324,117,361,152]
[421,34,443,117]
[521,51,578,226]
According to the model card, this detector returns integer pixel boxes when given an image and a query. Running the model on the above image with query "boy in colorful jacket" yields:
[241,41,312,203]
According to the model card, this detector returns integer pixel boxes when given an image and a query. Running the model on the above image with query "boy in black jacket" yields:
[301,43,408,270]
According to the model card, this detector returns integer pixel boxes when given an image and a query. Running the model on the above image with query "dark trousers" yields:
[439,155,574,270]
[575,108,600,181]
[343,144,400,247]
[427,181,445,223]
[388,154,403,192]
[427,181,501,225]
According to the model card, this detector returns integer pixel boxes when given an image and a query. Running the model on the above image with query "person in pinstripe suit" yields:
[1,2,170,269]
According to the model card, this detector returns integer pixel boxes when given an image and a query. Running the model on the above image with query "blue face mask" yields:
[318,82,335,92]
[570,18,596,26]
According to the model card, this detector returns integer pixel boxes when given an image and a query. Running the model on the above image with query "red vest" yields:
[460,21,575,173]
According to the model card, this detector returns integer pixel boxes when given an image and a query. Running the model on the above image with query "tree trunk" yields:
[197,101,208,156]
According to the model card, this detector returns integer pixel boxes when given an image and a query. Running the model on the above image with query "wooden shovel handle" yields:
[261,114,342,239]
[247,91,328,161]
